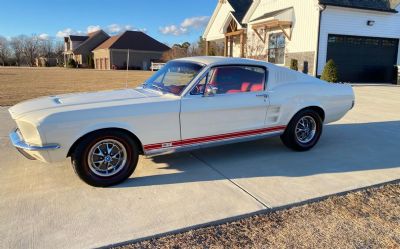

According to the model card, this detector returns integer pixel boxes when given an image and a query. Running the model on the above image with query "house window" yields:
[268,33,285,64]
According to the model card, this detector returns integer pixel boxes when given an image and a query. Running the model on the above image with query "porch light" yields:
[367,20,375,26]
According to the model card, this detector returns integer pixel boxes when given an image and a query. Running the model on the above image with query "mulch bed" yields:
[115,182,400,249]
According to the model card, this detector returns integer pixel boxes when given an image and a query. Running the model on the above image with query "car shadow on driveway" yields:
[115,121,400,188]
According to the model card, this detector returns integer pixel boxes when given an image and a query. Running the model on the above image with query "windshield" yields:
[144,61,204,95]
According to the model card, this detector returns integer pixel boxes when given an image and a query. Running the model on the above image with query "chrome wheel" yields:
[87,139,127,177]
[295,116,317,144]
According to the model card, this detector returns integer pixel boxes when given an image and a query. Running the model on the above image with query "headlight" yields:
[16,120,42,146]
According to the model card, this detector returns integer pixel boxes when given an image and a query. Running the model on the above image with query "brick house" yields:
[63,30,110,67]
[92,31,170,70]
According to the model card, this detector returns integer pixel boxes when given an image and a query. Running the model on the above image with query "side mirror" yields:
[204,85,218,97]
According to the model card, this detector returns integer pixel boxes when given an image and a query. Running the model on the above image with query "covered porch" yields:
[204,15,247,58]
[248,7,294,64]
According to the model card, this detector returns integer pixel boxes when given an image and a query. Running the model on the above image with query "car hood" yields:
[9,88,161,119]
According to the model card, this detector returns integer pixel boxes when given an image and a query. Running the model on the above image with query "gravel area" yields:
[116,182,400,249]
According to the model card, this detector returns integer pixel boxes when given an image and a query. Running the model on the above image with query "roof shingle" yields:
[227,0,253,24]
[94,31,170,52]
[319,0,398,12]
[69,35,88,42]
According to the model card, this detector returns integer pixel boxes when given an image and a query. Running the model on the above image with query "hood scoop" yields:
[53,97,63,104]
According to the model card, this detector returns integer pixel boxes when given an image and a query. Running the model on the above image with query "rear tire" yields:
[281,109,323,151]
[71,130,139,187]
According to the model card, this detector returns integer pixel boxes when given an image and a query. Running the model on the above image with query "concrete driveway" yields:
[1,85,399,249]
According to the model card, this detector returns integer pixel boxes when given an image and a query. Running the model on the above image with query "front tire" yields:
[71,130,139,187]
[281,109,323,151]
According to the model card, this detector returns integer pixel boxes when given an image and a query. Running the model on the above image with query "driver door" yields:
[180,65,270,144]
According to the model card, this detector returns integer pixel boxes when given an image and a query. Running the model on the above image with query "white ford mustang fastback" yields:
[9,57,355,187]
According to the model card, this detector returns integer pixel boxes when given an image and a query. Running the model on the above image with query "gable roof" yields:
[227,0,253,24]
[73,30,110,54]
[88,30,101,38]
[95,35,120,50]
[69,35,89,42]
[94,31,170,52]
[319,0,398,12]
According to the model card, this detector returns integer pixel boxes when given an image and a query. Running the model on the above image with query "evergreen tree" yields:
[321,59,339,83]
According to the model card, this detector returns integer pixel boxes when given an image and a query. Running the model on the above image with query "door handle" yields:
[256,93,269,98]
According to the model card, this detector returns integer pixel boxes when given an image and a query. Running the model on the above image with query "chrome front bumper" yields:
[9,129,60,153]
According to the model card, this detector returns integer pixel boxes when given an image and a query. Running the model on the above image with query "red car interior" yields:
[210,67,265,94]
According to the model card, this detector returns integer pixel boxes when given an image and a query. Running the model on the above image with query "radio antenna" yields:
[125,49,130,88]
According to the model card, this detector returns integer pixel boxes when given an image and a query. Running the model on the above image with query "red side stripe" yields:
[144,125,286,151]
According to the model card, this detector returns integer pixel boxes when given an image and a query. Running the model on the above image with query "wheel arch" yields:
[305,106,325,122]
[288,105,326,124]
[67,128,144,158]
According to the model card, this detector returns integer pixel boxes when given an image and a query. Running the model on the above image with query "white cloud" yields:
[159,25,188,36]
[107,24,122,33]
[39,33,50,40]
[56,28,86,38]
[56,28,74,38]
[105,24,146,34]
[56,24,145,38]
[181,16,210,29]
[134,27,148,33]
[124,25,133,31]
[87,25,101,33]
[160,16,210,36]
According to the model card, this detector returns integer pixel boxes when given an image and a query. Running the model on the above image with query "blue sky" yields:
[0,0,216,45]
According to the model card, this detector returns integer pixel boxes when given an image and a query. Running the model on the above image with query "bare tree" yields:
[39,37,53,58]
[0,36,11,66]
[190,37,224,57]
[246,30,267,60]
[54,40,64,65]
[10,36,24,66]
[22,35,40,66]
[161,43,191,61]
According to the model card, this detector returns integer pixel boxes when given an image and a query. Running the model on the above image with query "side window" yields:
[190,72,209,95]
[208,66,266,94]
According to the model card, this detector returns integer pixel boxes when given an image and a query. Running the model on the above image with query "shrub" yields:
[67,58,77,68]
[290,59,298,71]
[321,59,339,83]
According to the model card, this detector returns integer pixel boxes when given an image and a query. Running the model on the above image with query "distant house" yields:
[35,57,58,67]
[204,0,400,83]
[63,30,110,67]
[92,31,170,70]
